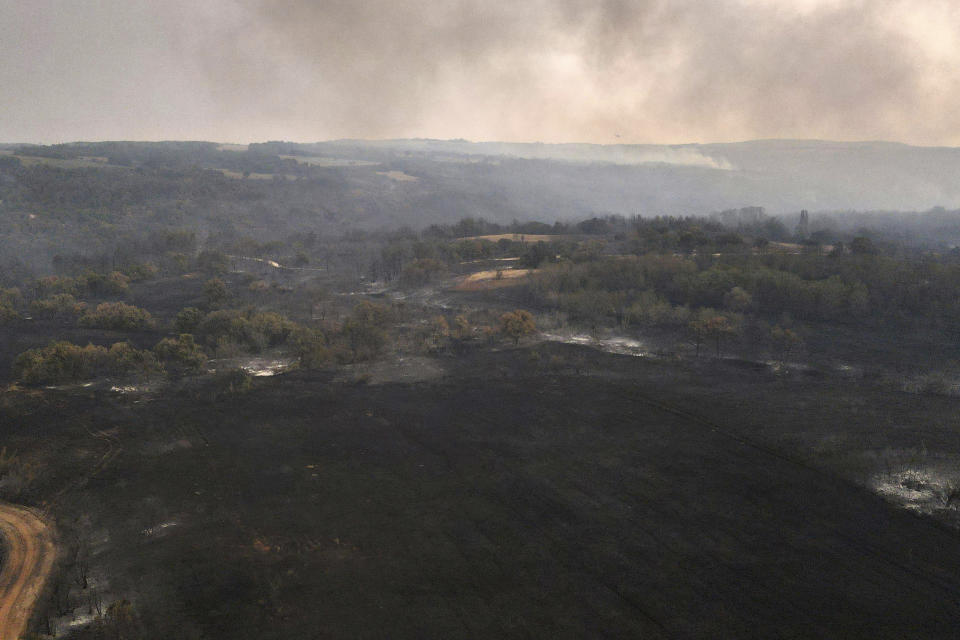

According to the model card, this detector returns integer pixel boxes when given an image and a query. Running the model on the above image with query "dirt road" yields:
[0,504,55,640]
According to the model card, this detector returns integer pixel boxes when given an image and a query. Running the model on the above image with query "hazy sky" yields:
[1,0,958,145]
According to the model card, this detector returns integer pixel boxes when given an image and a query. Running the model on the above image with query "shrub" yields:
[519,242,557,268]
[30,294,87,318]
[399,258,444,286]
[203,277,229,305]
[153,334,207,375]
[79,302,154,330]
[197,249,230,274]
[122,262,158,282]
[173,307,205,333]
[202,368,253,401]
[453,314,471,339]
[106,342,160,376]
[12,341,156,385]
[195,309,294,353]
[0,288,21,307]
[0,302,19,323]
[288,325,330,369]
[499,310,536,344]
[83,270,131,296]
[341,302,389,361]
[13,342,102,384]
[34,275,81,298]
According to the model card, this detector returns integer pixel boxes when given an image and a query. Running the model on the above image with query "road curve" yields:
[0,504,55,640]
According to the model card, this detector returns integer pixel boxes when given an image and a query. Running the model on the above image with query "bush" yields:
[34,275,81,298]
[196,309,295,353]
[519,242,557,268]
[173,307,205,333]
[0,288,21,307]
[79,302,154,330]
[13,342,102,384]
[499,310,536,344]
[340,302,389,361]
[153,334,207,375]
[107,342,160,376]
[122,262,158,282]
[399,258,444,286]
[197,249,230,274]
[204,277,229,306]
[30,293,87,318]
[288,325,330,369]
[202,368,253,401]
[12,341,157,384]
[83,270,131,296]
[0,302,19,323]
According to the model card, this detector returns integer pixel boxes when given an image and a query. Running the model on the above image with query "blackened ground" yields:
[11,343,960,639]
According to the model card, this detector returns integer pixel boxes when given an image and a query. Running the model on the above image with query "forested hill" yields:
[302,138,960,214]
[4,139,960,275]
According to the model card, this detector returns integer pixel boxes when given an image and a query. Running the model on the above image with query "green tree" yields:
[849,236,878,255]
[173,307,205,333]
[30,293,87,318]
[79,302,154,330]
[723,286,752,312]
[203,277,229,306]
[289,325,330,369]
[197,249,230,274]
[499,310,536,345]
[341,302,389,361]
[154,334,207,375]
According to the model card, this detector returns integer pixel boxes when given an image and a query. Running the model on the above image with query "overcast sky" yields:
[1,0,958,145]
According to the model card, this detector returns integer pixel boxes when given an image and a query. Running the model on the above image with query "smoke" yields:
[2,0,959,144]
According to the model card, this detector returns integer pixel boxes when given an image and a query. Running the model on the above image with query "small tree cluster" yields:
[30,293,87,318]
[499,310,536,345]
[153,334,207,376]
[79,302,154,330]
[13,341,158,384]
[340,301,390,361]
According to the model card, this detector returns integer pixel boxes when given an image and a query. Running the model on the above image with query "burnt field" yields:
[8,343,959,639]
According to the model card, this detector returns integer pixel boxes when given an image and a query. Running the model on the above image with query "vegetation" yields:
[30,294,87,318]
[288,325,329,369]
[78,302,154,330]
[499,310,537,345]
[6,141,960,638]
[195,309,295,355]
[340,301,390,362]
[153,334,207,375]
[12,341,156,385]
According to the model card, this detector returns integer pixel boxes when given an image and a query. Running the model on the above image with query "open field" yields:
[9,155,120,169]
[375,170,419,182]
[452,268,535,290]
[278,155,379,167]
[457,233,572,243]
[218,170,280,180]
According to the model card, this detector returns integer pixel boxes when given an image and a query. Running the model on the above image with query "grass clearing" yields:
[453,268,535,290]
[375,170,419,182]
[219,169,280,180]
[13,155,121,169]
[457,233,571,243]
[279,155,379,167]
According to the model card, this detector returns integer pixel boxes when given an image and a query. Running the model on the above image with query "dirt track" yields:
[0,504,55,640]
